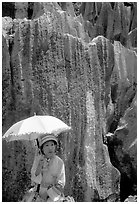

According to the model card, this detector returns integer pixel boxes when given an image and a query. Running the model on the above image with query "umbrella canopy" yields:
[3,115,71,142]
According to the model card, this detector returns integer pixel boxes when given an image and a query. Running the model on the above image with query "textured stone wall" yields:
[80,2,137,47]
[2,2,136,202]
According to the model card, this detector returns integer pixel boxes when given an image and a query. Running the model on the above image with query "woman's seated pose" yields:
[31,134,65,202]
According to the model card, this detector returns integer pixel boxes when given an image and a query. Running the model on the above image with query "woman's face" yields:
[42,140,56,159]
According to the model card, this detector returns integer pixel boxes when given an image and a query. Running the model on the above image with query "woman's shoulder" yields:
[54,155,64,165]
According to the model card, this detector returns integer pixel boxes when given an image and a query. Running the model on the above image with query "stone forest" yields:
[2,2,137,202]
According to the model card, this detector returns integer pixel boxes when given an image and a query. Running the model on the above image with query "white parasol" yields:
[3,115,71,142]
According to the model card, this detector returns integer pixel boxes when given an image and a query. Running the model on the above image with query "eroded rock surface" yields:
[80,2,137,48]
[2,2,136,202]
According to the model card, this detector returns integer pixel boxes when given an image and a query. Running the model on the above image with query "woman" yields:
[31,134,65,202]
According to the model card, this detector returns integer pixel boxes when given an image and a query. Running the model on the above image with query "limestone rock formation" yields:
[2,2,136,202]
[80,2,137,48]
[106,94,137,201]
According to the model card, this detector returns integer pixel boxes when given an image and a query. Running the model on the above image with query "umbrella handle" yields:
[36,139,40,149]
[36,139,42,155]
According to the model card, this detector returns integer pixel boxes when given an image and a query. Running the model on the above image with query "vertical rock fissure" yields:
[8,36,16,114]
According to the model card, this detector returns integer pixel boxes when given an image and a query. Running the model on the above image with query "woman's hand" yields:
[41,181,53,189]
[35,148,41,156]
[39,190,49,201]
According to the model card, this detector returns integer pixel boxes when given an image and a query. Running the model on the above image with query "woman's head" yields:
[39,134,58,158]
[41,140,57,158]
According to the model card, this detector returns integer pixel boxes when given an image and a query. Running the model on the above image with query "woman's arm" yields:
[35,158,44,176]
[55,161,66,191]
[31,154,42,184]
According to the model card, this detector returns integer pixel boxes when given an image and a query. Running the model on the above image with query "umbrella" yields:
[3,115,71,142]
